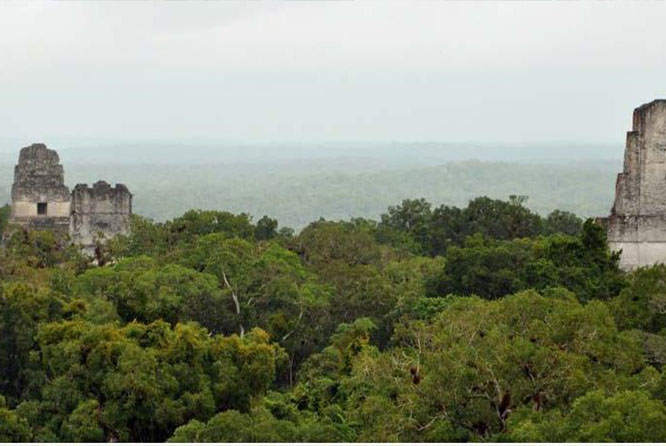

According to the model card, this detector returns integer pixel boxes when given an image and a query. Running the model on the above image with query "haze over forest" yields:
[2,2,663,228]
[0,141,621,229]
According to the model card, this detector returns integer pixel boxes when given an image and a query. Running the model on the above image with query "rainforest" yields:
[2,196,666,442]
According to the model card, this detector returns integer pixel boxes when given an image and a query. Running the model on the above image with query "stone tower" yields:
[70,181,132,250]
[7,143,133,252]
[604,100,666,270]
[9,143,71,230]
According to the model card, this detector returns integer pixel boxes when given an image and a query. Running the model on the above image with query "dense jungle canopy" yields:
[2,196,666,442]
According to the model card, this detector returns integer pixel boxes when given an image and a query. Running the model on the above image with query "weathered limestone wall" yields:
[610,242,666,269]
[606,100,666,270]
[70,181,132,250]
[9,143,70,230]
[11,201,70,218]
[6,143,133,252]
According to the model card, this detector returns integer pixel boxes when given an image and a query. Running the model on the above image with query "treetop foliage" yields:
[0,195,664,442]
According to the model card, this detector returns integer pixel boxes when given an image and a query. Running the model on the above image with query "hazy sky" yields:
[1,2,665,144]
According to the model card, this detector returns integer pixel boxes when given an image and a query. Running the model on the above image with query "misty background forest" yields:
[0,141,621,228]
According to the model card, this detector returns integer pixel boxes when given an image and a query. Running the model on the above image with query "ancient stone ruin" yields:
[8,143,132,251]
[10,144,71,231]
[70,181,132,250]
[602,100,666,270]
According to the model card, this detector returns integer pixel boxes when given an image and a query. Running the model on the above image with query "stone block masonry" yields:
[10,143,71,231]
[602,100,666,270]
[70,181,132,250]
[7,143,133,251]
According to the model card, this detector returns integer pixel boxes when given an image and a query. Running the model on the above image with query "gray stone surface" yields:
[7,143,132,251]
[604,100,666,270]
[70,181,132,250]
[9,143,70,230]
[11,143,70,201]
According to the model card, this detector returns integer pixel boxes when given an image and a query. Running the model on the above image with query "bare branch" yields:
[281,307,304,342]
[222,271,244,338]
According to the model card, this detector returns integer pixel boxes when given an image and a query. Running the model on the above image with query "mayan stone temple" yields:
[602,100,666,270]
[8,143,132,252]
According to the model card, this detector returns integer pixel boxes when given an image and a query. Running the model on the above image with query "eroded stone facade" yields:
[8,143,132,251]
[602,100,666,270]
[70,181,132,249]
[10,143,71,231]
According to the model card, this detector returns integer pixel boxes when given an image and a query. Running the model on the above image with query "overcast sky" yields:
[1,2,665,144]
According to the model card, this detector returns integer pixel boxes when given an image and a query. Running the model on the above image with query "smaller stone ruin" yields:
[7,143,133,252]
[70,181,132,250]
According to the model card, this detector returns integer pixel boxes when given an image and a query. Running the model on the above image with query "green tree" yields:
[75,256,229,331]
[107,214,168,259]
[380,198,433,252]
[293,220,404,345]
[462,195,543,241]
[428,220,623,302]
[169,409,297,442]
[177,234,333,383]
[544,209,583,235]
[428,234,533,299]
[61,399,105,442]
[508,390,666,442]
[0,282,67,403]
[18,320,283,442]
[611,265,666,331]
[165,210,255,245]
[0,228,88,279]
[255,215,278,241]
[0,204,10,234]
[0,398,31,441]
[296,291,649,441]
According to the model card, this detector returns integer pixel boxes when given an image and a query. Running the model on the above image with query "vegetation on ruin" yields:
[1,195,666,442]
[0,204,9,234]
